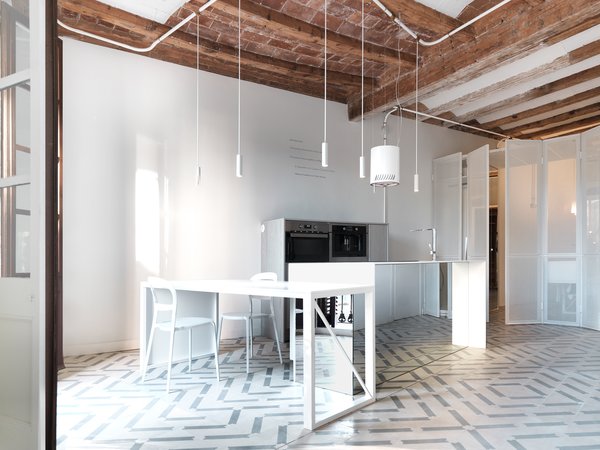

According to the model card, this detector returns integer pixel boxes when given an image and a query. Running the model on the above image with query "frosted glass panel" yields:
[506,140,542,323]
[545,258,578,324]
[582,255,600,330]
[467,145,489,259]
[507,140,542,255]
[582,126,600,331]
[582,127,600,255]
[507,256,541,323]
[433,152,462,260]
[545,137,578,255]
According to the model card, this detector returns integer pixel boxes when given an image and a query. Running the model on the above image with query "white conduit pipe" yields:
[57,0,219,53]
[399,106,511,139]
[372,0,513,46]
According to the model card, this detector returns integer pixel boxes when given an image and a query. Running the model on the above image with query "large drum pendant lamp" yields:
[370,144,400,186]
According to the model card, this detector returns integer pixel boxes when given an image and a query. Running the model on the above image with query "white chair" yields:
[141,277,220,392]
[217,272,283,373]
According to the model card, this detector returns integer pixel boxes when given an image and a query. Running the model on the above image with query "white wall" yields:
[62,38,494,355]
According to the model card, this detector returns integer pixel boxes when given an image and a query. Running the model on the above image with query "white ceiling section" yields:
[96,0,187,23]
[415,0,472,18]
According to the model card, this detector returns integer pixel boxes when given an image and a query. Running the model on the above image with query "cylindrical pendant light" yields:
[370,107,400,187]
[236,0,243,178]
[321,0,328,167]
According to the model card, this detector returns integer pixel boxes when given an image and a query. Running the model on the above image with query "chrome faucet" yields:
[410,227,437,261]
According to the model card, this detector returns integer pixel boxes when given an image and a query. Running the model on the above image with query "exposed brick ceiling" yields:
[58,0,600,140]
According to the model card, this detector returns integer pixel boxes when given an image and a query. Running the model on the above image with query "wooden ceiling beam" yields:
[457,64,600,123]
[211,0,414,67]
[347,0,600,121]
[379,0,473,42]
[527,114,600,139]
[482,85,600,130]
[509,102,600,137]
[429,39,600,121]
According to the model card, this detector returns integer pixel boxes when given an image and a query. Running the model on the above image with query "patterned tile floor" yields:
[57,310,600,450]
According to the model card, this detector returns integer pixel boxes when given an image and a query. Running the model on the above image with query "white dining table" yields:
[140,279,375,430]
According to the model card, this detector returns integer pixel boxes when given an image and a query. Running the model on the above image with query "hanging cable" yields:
[236,0,243,177]
[321,0,329,167]
[414,40,419,192]
[196,15,201,185]
[359,0,365,178]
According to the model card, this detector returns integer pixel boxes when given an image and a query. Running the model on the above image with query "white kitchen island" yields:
[288,260,487,349]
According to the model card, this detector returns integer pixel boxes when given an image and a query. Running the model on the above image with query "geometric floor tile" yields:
[58,309,600,450]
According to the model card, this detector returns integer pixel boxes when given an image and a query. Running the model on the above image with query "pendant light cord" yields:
[196,15,200,184]
[238,0,241,160]
[324,0,327,144]
[360,0,364,167]
[414,40,419,191]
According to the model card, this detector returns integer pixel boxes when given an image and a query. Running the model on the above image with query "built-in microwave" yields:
[330,224,368,261]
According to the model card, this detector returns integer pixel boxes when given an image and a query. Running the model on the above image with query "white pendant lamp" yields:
[236,0,243,178]
[370,107,400,187]
[321,0,328,168]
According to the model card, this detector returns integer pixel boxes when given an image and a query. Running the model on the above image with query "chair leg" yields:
[188,328,193,373]
[271,315,283,364]
[245,318,250,374]
[211,322,220,381]
[166,328,176,393]
[249,317,253,359]
[217,317,223,364]
[142,325,156,382]
[269,300,283,364]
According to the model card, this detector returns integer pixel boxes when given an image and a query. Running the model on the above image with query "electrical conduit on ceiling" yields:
[57,0,219,53]
[371,0,514,47]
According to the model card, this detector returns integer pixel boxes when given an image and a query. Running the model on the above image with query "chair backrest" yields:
[250,272,277,282]
[249,272,277,311]
[147,277,177,319]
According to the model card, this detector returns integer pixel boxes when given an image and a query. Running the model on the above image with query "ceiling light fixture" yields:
[321,0,329,168]
[236,0,243,178]
[370,106,400,187]
[413,40,419,193]
[359,0,365,178]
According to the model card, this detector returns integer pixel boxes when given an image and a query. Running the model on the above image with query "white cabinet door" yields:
[421,263,440,317]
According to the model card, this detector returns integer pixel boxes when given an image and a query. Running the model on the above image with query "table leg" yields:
[303,294,315,430]
[289,297,296,381]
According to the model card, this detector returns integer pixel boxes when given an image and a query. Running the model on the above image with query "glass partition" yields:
[581,126,600,330]
[506,140,543,323]
[543,136,579,325]
[433,152,462,260]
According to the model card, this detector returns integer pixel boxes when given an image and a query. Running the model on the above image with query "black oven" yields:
[285,221,329,263]
[330,224,368,261]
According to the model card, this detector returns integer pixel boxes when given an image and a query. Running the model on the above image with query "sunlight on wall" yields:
[135,169,160,273]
